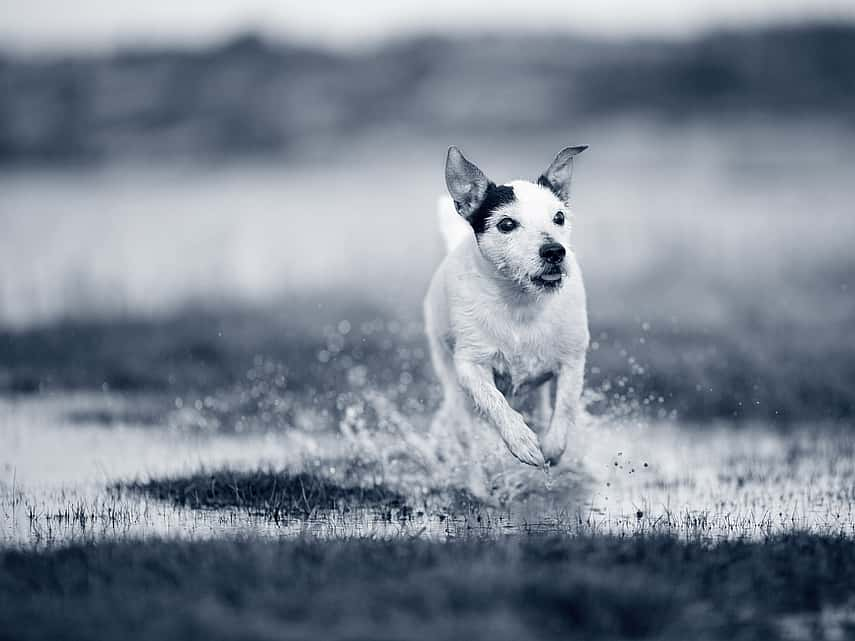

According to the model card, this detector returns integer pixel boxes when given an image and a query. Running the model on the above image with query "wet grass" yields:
[2,533,855,641]
[4,398,855,639]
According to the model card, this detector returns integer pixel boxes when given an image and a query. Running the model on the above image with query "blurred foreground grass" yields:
[3,533,855,641]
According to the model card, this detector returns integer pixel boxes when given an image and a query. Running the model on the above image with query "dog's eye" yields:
[497,218,518,233]
[553,211,565,226]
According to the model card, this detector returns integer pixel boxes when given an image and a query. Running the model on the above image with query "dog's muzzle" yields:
[531,264,566,290]
[532,242,567,290]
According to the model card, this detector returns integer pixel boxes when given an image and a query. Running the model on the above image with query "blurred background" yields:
[1,0,854,429]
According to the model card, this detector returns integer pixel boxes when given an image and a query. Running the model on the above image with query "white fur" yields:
[424,171,590,467]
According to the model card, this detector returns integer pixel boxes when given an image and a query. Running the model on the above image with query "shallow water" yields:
[2,393,853,548]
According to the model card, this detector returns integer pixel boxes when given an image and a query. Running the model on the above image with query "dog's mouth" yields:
[531,266,565,290]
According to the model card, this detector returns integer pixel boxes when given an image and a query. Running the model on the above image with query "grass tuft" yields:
[122,469,410,518]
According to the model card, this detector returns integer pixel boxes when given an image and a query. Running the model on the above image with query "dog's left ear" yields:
[538,145,588,202]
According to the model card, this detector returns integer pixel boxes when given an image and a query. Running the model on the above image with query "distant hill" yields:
[1,24,853,164]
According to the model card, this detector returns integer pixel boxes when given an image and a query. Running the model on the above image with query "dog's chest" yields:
[488,324,559,392]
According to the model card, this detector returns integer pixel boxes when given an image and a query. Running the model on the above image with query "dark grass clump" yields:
[122,469,408,518]
[3,534,855,641]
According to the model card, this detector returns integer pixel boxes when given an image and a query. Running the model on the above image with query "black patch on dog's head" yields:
[465,183,516,236]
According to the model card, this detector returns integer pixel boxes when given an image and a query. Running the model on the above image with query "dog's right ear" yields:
[445,146,490,218]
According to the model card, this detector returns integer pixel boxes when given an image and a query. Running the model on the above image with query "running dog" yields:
[424,146,589,466]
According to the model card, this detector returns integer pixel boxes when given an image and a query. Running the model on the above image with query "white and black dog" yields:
[424,146,589,467]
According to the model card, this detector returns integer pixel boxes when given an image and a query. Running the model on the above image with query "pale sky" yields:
[1,0,853,52]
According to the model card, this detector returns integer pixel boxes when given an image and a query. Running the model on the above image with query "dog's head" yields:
[445,145,587,295]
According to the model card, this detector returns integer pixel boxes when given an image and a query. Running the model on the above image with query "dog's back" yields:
[436,195,471,254]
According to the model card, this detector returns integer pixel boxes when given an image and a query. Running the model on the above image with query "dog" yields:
[424,145,589,467]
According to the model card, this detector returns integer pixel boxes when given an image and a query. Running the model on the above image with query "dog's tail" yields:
[437,195,471,253]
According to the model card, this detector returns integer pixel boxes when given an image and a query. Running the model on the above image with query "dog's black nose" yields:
[540,242,566,264]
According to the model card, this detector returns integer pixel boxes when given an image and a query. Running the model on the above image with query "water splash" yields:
[2,387,854,548]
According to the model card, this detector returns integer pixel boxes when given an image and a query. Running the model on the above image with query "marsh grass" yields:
[3,533,855,641]
[119,467,486,522]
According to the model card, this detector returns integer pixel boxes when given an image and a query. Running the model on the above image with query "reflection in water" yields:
[1,393,853,548]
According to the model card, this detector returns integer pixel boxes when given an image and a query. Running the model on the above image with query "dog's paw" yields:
[502,422,546,467]
[540,423,568,466]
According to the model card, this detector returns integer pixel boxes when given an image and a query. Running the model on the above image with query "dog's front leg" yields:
[454,357,545,467]
[541,358,585,465]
